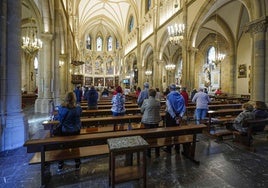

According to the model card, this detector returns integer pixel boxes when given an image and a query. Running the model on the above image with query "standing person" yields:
[141,89,162,157]
[180,87,189,106]
[111,86,126,130]
[190,88,197,100]
[192,88,211,124]
[163,87,170,99]
[83,86,89,101]
[74,86,82,104]
[57,92,82,171]
[155,88,161,101]
[165,84,186,153]
[135,87,141,98]
[137,82,149,107]
[86,86,99,109]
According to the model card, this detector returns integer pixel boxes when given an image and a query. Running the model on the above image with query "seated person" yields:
[226,103,255,133]
[253,101,268,131]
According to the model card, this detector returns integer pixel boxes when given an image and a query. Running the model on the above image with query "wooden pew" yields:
[24,124,206,187]
[81,103,138,110]
[233,118,268,148]
[42,112,166,135]
[205,108,242,138]
[81,108,141,117]
[80,101,133,105]
[186,103,242,119]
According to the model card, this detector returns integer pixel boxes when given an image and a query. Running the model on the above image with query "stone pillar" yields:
[245,17,267,102]
[35,33,54,113]
[2,0,29,151]
[57,54,67,105]
[187,47,198,90]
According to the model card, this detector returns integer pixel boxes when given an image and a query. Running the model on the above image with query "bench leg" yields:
[181,134,200,164]
[41,146,51,187]
[142,150,147,188]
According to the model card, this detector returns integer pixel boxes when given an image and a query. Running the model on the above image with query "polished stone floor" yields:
[0,105,268,188]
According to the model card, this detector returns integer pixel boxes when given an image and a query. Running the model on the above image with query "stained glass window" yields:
[86,35,91,50]
[107,36,112,51]
[128,16,134,33]
[96,36,102,51]
[146,0,151,13]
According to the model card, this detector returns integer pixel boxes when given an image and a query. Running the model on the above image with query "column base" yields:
[2,113,28,151]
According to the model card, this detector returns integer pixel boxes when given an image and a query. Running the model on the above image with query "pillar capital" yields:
[244,16,268,34]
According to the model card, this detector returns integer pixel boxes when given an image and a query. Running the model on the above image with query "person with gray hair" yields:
[137,82,149,107]
[140,88,162,157]
[226,103,255,133]
[192,87,211,124]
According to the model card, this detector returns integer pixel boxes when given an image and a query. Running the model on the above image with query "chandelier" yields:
[212,12,226,66]
[213,51,226,66]
[21,18,42,55]
[145,70,152,76]
[165,64,176,71]
[167,23,185,45]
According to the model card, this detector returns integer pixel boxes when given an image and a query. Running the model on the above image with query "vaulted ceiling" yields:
[76,0,141,38]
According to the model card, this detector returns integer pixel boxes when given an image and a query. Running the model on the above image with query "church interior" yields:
[0,0,268,187]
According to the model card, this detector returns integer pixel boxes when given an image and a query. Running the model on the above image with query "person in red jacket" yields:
[215,88,223,95]
[180,87,189,106]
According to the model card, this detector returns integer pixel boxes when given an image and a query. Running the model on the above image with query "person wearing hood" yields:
[164,84,186,153]
[86,86,99,109]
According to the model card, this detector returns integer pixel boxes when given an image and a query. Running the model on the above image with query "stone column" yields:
[245,17,267,102]
[2,0,29,151]
[58,54,67,102]
[35,33,54,113]
[187,47,198,90]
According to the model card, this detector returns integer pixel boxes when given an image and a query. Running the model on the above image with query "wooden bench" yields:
[81,107,141,117]
[204,109,242,139]
[81,101,133,105]
[24,124,206,187]
[233,118,268,148]
[186,103,242,119]
[43,112,166,135]
[81,103,138,110]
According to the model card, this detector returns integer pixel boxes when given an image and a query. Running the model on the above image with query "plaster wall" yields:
[236,33,251,94]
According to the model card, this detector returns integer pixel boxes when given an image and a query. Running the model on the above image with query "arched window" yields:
[203,46,220,90]
[96,36,102,51]
[34,57,38,70]
[128,16,134,33]
[207,46,216,64]
[107,36,112,51]
[86,35,91,50]
[145,0,151,13]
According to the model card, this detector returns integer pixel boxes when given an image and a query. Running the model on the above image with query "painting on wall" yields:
[238,64,247,78]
